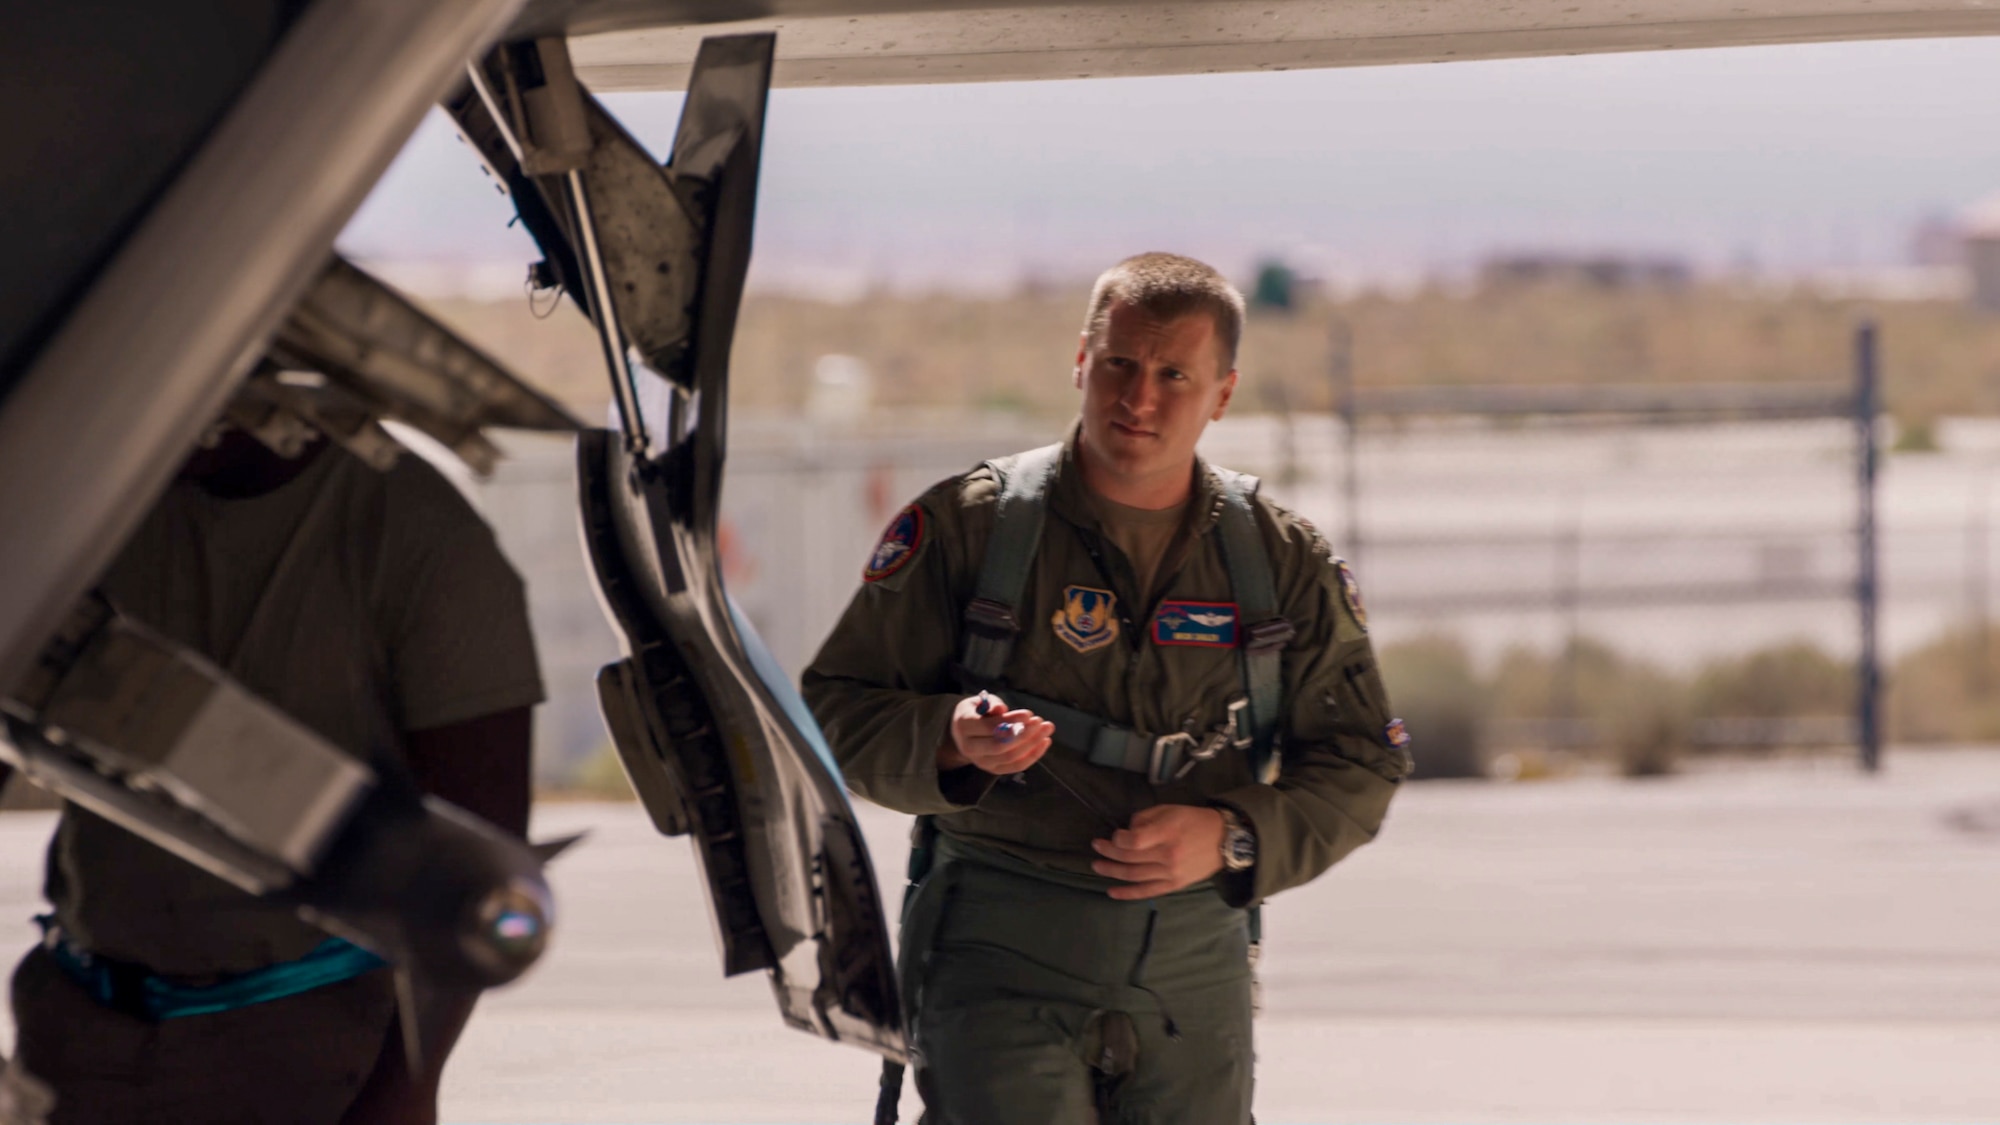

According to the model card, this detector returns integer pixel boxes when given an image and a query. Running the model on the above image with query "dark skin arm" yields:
[340,706,532,1125]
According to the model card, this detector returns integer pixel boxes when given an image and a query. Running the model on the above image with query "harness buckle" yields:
[963,597,1019,638]
[1225,696,1253,749]
[1170,698,1252,781]
[1148,732,1197,785]
[1245,618,1295,652]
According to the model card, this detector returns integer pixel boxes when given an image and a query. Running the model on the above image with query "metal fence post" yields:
[1332,317,1360,568]
[1856,321,1882,773]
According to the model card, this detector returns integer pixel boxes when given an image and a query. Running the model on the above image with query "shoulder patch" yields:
[1334,558,1368,633]
[863,504,925,584]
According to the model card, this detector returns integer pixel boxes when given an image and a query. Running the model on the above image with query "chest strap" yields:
[1212,469,1291,785]
[957,444,1063,685]
[1002,689,1243,786]
[956,447,1290,786]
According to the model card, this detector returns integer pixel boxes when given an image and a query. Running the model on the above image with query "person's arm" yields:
[344,462,547,1125]
[1208,517,1410,907]
[802,487,1017,812]
[339,706,533,1125]
[404,707,532,836]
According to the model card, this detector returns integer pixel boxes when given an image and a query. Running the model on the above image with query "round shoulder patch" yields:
[863,504,925,583]
[1334,558,1368,632]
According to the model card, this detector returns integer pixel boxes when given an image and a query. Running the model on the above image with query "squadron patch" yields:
[1052,585,1120,653]
[1334,559,1368,632]
[1152,600,1239,648]
[863,504,924,583]
[1385,718,1411,750]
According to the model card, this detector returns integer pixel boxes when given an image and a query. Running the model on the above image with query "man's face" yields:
[1074,300,1237,483]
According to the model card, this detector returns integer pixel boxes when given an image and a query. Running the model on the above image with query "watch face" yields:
[1225,827,1256,870]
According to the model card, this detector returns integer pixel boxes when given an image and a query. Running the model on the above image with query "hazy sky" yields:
[340,35,2000,294]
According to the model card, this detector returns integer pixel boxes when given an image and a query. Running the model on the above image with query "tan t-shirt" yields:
[47,445,545,977]
[1090,492,1189,606]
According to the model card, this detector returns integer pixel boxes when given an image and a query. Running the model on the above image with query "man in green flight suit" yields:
[803,252,1411,1125]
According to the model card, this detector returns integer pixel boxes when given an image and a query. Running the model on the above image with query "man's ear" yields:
[1212,369,1239,420]
[1073,331,1089,390]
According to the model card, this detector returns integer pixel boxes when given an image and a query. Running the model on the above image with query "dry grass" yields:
[418,280,2000,426]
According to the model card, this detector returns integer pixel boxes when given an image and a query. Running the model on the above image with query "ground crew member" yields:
[804,252,1412,1124]
[2,423,544,1124]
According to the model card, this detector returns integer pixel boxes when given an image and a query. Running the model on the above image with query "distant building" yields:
[1480,252,1692,292]
[1908,212,1966,268]
[1964,196,2000,313]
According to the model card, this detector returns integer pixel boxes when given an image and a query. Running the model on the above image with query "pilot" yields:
[2,420,544,1124]
[804,252,1411,1123]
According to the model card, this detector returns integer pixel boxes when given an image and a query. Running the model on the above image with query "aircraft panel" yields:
[520,1,2000,91]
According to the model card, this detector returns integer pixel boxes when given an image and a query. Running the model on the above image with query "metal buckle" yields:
[1225,697,1252,749]
[1148,732,1197,785]
[1168,697,1257,782]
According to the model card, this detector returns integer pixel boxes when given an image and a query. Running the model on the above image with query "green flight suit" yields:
[803,432,1409,1124]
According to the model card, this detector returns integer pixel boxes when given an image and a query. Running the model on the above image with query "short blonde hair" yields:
[1082,252,1246,370]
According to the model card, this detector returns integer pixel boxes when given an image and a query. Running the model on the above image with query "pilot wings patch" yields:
[1152,600,1238,648]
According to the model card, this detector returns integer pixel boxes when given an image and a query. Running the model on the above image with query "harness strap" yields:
[957,444,1063,686]
[875,813,942,1125]
[36,915,385,1022]
[1212,469,1291,784]
[1005,689,1217,785]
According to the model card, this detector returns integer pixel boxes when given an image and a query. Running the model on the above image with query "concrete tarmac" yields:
[4,749,1998,1122]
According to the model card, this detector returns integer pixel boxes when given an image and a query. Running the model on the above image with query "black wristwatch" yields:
[1217,806,1256,873]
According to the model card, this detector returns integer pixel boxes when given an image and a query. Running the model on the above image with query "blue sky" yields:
[341,35,2000,293]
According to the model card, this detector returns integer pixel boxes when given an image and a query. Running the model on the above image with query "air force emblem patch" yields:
[1153,600,1238,647]
[1052,585,1119,653]
[863,504,924,583]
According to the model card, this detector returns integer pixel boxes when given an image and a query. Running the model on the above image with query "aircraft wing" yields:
[506,0,2000,91]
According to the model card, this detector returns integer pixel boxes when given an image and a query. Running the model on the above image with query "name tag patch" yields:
[1152,600,1239,648]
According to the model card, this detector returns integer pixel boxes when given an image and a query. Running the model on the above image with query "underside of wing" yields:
[507,0,2000,91]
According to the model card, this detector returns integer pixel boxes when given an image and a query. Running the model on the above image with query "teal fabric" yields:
[37,915,385,1021]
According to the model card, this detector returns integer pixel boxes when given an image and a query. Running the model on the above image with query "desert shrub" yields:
[1890,626,2000,743]
[1377,634,1486,779]
[1488,638,1689,776]
[1604,671,1691,778]
[1691,642,1853,721]
[562,741,639,800]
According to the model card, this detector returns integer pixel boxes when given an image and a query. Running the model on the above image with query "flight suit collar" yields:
[1047,422,1227,539]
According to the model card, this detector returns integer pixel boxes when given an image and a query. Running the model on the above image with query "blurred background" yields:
[9,33,2000,1124]
[342,35,2000,792]
[372,40,2000,1121]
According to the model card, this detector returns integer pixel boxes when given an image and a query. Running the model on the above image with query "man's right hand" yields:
[939,692,1055,775]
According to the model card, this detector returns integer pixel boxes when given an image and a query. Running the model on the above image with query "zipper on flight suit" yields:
[1074,528,1144,652]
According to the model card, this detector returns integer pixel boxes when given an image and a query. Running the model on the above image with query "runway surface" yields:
[3,748,1998,1122]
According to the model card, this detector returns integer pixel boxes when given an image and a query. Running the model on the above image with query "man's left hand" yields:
[1090,805,1225,900]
